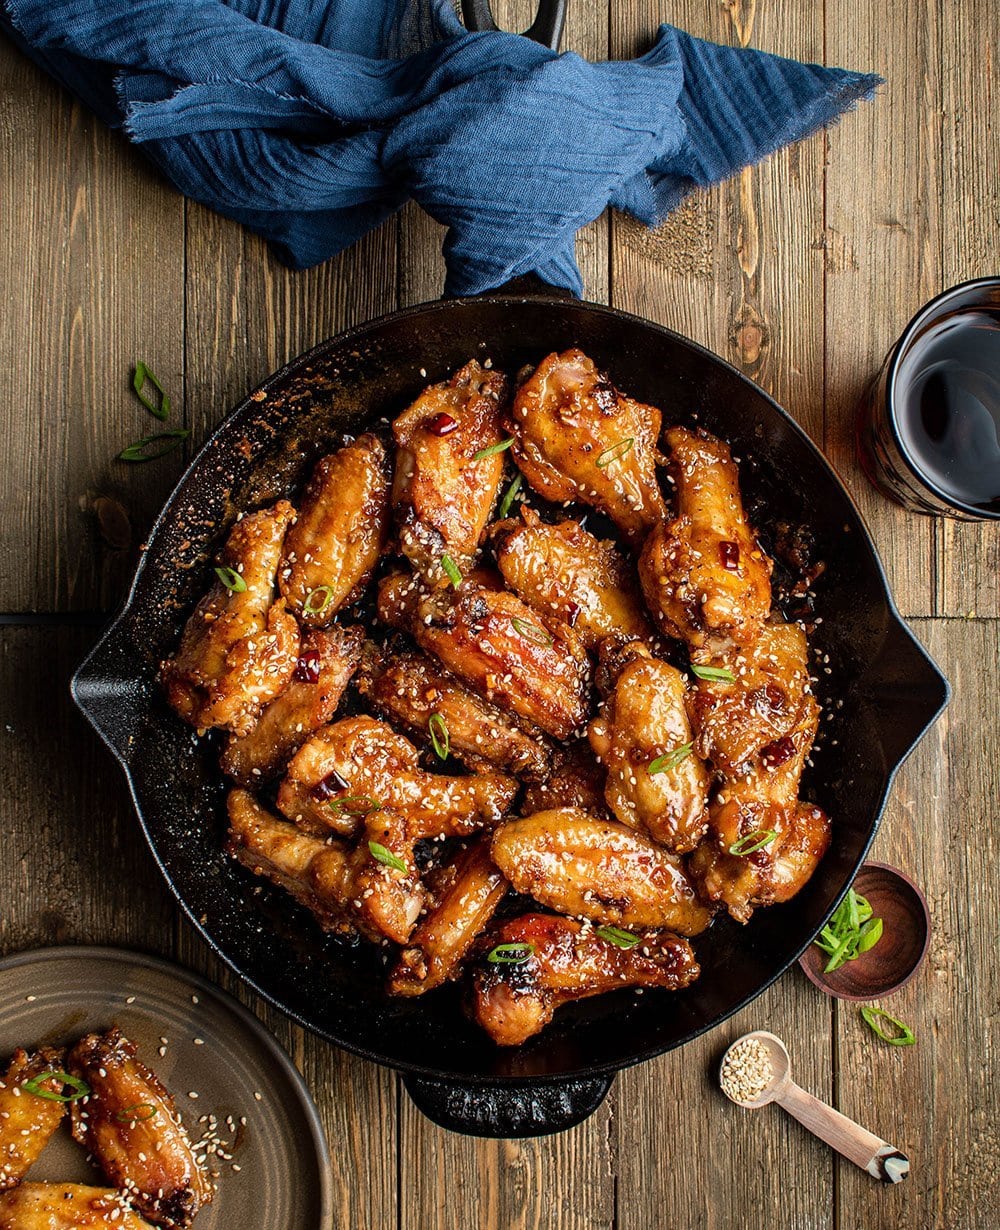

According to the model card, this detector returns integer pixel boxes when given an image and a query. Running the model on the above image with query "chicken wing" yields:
[588,643,709,853]
[492,508,654,649]
[519,741,608,818]
[68,1030,212,1229]
[162,501,299,736]
[276,715,517,840]
[0,1047,68,1190]
[0,1184,154,1229]
[279,434,390,626]
[470,914,699,1046]
[389,839,509,996]
[357,644,552,781]
[639,426,772,648]
[392,360,509,584]
[509,350,667,547]
[490,810,712,936]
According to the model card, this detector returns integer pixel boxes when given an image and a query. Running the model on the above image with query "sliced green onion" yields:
[856,917,883,954]
[648,743,693,776]
[691,663,736,683]
[812,890,883,970]
[498,474,523,518]
[368,841,407,873]
[859,1006,915,1046]
[132,362,170,420]
[473,437,514,460]
[511,616,553,647]
[728,830,777,857]
[428,712,450,761]
[486,942,534,965]
[303,585,334,617]
[823,932,856,973]
[118,428,189,462]
[847,887,860,934]
[595,437,634,469]
[330,795,381,815]
[214,566,247,594]
[114,1102,159,1123]
[22,1071,90,1103]
[595,925,641,950]
[441,554,462,588]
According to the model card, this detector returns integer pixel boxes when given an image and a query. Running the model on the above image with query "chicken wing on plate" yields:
[509,350,667,547]
[162,501,299,736]
[68,1029,212,1229]
[392,360,509,584]
[0,1183,154,1229]
[639,426,772,648]
[279,433,390,626]
[490,810,712,936]
[471,914,699,1046]
[492,508,654,649]
[519,740,608,818]
[0,1047,69,1190]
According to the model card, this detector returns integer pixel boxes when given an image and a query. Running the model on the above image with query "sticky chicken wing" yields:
[221,624,363,785]
[492,508,654,649]
[509,350,667,547]
[357,644,552,780]
[588,642,709,853]
[471,914,699,1046]
[0,1048,68,1190]
[279,434,390,626]
[392,360,509,584]
[490,810,712,936]
[162,501,298,736]
[68,1030,212,1229]
[276,715,517,840]
[520,741,608,818]
[0,1183,154,1229]
[639,426,772,648]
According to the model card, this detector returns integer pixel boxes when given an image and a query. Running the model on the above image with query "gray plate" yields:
[0,946,333,1230]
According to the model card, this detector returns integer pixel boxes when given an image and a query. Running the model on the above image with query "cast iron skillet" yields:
[71,291,949,1136]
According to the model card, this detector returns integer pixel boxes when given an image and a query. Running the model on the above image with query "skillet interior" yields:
[73,295,949,1082]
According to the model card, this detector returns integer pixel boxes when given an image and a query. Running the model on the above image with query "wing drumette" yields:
[0,1184,154,1229]
[0,1048,69,1190]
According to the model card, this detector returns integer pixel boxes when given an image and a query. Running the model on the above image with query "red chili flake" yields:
[564,601,581,628]
[293,649,321,683]
[311,770,350,801]
[427,412,459,436]
[719,541,740,571]
[760,736,796,770]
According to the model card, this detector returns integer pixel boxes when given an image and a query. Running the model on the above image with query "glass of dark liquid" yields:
[856,277,1000,520]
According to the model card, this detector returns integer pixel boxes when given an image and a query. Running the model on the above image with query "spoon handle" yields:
[776,1081,910,1182]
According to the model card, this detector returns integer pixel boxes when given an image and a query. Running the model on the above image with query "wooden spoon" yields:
[719,1030,910,1183]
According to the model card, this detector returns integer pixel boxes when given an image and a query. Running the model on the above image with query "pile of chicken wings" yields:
[162,349,830,1047]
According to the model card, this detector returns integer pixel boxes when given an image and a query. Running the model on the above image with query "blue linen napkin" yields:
[1,0,880,297]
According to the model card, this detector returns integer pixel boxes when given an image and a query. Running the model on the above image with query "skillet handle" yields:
[461,0,567,50]
[402,1072,613,1138]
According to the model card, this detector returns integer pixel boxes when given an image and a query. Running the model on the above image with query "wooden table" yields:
[2,2,997,1226]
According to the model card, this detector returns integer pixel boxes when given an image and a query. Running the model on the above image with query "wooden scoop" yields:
[720,1030,910,1183]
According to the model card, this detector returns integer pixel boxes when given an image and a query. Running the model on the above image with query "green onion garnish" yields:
[859,1006,915,1046]
[428,712,450,760]
[728,830,777,856]
[648,743,693,775]
[114,1102,159,1123]
[21,1071,90,1103]
[118,428,189,462]
[303,585,334,617]
[331,795,381,815]
[441,554,462,588]
[691,663,736,683]
[486,942,535,965]
[595,925,640,949]
[214,566,247,594]
[813,889,884,972]
[595,437,634,468]
[511,616,553,646]
[498,474,523,518]
[368,841,407,873]
[132,362,170,420]
[473,437,514,460]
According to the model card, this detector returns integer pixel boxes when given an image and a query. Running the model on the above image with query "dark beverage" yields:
[856,278,1000,520]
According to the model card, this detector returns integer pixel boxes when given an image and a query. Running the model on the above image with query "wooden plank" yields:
[0,44,185,615]
[833,618,1000,1229]
[936,0,1000,617]
[824,0,941,618]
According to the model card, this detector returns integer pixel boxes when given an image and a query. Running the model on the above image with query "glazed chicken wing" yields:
[490,810,712,936]
[221,624,363,785]
[492,508,653,649]
[509,350,667,547]
[0,1047,68,1190]
[588,642,709,853]
[357,644,553,781]
[639,426,772,648]
[276,715,517,840]
[162,501,299,736]
[470,914,699,1046]
[0,1183,154,1229]
[279,434,390,626]
[392,360,509,584]
[68,1029,213,1229]
[520,740,608,818]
